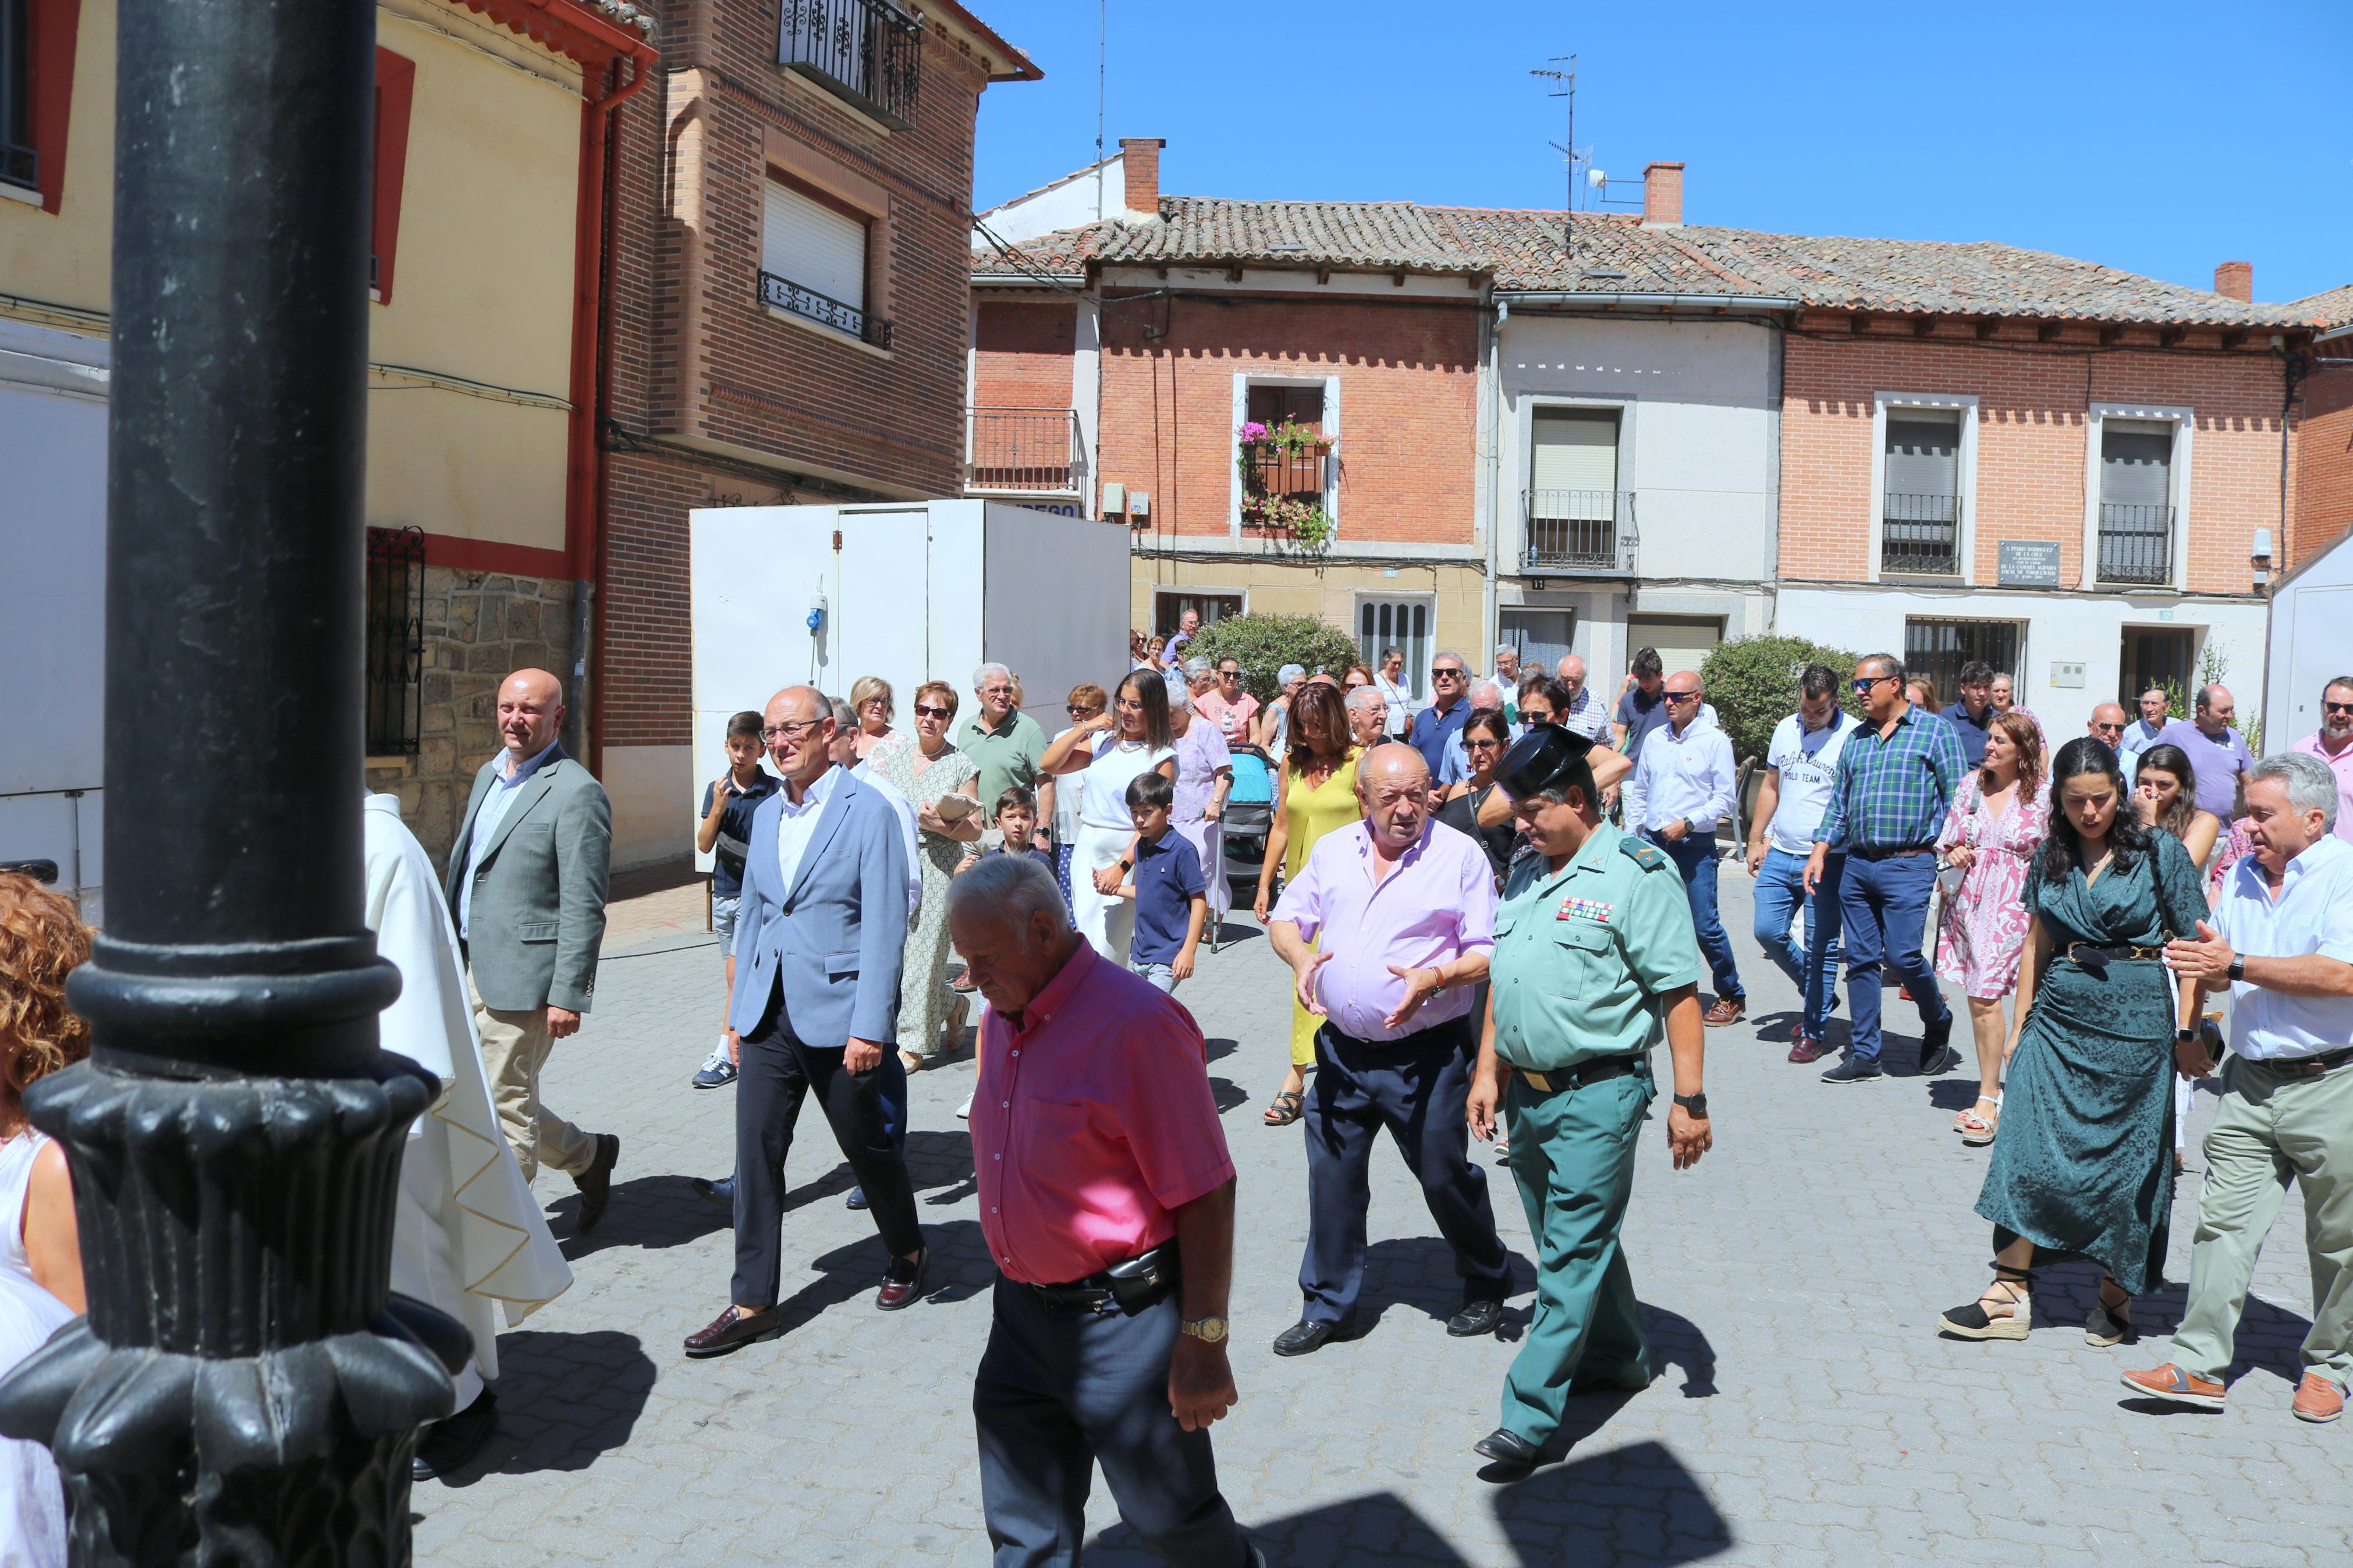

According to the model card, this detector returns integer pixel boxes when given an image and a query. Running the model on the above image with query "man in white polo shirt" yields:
[2124,751,2353,1424]
[1748,665,1853,1064]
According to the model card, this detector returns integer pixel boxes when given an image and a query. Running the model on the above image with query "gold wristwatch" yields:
[1180,1315,1228,1344]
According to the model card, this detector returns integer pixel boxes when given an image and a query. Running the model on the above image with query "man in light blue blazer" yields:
[684,686,928,1358]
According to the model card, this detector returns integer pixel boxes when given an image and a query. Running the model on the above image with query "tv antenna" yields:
[1529,56,1580,215]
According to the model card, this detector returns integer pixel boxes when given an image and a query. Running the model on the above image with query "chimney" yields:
[2214,260,2252,302]
[1120,137,1165,216]
[1642,161,1684,227]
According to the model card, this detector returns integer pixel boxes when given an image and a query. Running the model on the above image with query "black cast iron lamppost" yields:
[0,0,466,1559]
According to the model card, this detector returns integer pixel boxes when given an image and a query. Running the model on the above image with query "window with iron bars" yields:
[365,527,425,757]
[778,0,921,130]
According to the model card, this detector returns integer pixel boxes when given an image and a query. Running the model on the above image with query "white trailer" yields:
[2265,529,2353,750]
[688,499,1133,868]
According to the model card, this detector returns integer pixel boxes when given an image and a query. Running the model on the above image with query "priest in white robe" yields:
[365,792,573,1481]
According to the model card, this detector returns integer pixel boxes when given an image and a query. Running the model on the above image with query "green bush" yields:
[1699,635,1865,766]
[1184,614,1361,703]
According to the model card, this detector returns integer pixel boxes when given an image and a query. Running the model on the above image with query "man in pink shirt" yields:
[1266,742,1511,1356]
[2291,675,2353,844]
[949,855,1259,1568]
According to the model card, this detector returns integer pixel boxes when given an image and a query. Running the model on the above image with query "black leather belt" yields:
[1024,1242,1180,1314]
[2063,943,2166,966]
[2256,1047,2353,1080]
[1850,845,1935,862]
[1514,1054,1640,1095]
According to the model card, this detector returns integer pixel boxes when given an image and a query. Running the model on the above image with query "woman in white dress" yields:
[1039,670,1177,960]
[866,681,985,1066]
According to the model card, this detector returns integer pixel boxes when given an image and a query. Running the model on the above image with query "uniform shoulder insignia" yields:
[1618,836,1670,872]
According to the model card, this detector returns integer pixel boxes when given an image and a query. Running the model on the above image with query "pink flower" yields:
[1238,421,1269,443]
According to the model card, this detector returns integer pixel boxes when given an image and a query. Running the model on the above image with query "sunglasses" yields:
[2092,722,2123,734]
[1067,704,1102,715]
[913,703,954,720]
[1665,691,1701,703]
[2328,701,2353,716]
[1433,668,1465,680]
[1852,675,1894,695]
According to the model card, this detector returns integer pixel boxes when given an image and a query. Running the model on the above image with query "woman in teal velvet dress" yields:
[1940,738,2206,1347]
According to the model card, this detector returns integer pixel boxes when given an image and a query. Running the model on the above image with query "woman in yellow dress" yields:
[1252,679,1362,1126]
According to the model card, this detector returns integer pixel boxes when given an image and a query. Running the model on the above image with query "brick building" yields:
[2292,283,2353,578]
[591,0,1037,866]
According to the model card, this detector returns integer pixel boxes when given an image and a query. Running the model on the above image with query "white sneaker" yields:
[956,1094,974,1121]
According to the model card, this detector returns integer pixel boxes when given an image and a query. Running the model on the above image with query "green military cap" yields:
[1496,723,1594,800]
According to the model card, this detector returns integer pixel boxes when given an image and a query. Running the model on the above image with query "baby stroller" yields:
[1222,745,1277,927]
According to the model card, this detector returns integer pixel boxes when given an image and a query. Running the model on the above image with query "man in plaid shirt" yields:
[1802,654,1968,1083]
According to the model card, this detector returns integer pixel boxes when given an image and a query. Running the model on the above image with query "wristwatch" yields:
[2176,1027,2200,1045]
[2227,957,2245,983]
[1179,1315,1229,1344]
[1672,1092,1709,1119]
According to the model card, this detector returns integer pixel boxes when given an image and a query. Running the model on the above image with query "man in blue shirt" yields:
[1805,654,1967,1085]
[1939,660,1996,769]
[1408,651,1472,778]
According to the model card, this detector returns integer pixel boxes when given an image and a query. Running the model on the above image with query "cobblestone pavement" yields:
[414,867,2353,1566]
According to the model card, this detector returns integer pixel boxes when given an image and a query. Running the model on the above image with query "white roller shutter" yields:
[1531,410,1618,493]
[763,180,867,310]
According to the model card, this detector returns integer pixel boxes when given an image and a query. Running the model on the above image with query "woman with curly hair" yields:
[0,873,88,1312]
[1938,739,2206,1349]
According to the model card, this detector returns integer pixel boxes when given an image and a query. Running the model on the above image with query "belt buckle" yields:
[1520,1069,1555,1093]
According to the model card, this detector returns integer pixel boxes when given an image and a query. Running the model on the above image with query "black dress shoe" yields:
[1918,1046,1960,1076]
[1272,1318,1343,1357]
[846,1185,869,1211]
[1447,1297,1506,1338]
[683,1304,783,1358]
[876,1249,927,1311]
[1919,1012,1954,1072]
[1471,1428,1541,1471]
[574,1133,621,1232]
[690,1173,735,1207]
[412,1388,498,1481]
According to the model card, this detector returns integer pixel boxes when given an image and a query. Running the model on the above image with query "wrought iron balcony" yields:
[779,0,922,130]
[968,408,1084,494]
[1242,444,1329,506]
[2097,502,2175,585]
[1522,488,1637,574]
[1881,491,1961,576]
[759,270,893,350]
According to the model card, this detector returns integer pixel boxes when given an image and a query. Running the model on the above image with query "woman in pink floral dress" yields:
[1937,712,2049,1146]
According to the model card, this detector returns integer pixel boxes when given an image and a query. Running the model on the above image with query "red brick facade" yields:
[971,301,1076,408]
[1780,314,2294,595]
[2295,359,2353,575]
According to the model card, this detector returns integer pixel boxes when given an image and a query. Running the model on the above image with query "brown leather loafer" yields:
[2294,1372,2345,1424]
[683,1304,783,1359]
[1702,997,1746,1027]
[876,1249,928,1311]
[1787,1029,1832,1064]
[573,1133,621,1232]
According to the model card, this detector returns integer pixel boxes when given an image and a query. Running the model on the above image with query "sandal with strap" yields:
[1262,1090,1306,1127]
[1955,1096,2000,1147]
[1940,1263,2033,1341]
[2085,1277,2135,1347]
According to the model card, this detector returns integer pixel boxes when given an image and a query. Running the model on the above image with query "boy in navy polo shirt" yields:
[691,710,780,1089]
[1112,771,1206,994]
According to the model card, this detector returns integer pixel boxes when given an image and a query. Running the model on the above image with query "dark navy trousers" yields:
[1300,1016,1512,1326]
[974,1278,1251,1568]
[1836,849,1950,1065]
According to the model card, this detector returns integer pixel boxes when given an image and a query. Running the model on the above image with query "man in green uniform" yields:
[1465,724,1712,1477]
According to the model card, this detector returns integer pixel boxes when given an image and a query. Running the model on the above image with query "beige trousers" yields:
[469,970,595,1183]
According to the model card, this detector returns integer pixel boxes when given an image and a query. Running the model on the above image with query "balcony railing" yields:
[779,0,922,130]
[1881,491,1961,575]
[968,408,1084,494]
[1522,489,1637,574]
[2097,503,2175,585]
[759,271,893,350]
[1243,445,1328,505]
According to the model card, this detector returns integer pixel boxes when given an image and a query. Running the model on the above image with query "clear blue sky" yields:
[973,1,2353,304]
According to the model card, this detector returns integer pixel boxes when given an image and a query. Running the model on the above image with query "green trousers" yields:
[2169,1057,2353,1389]
[1498,1065,1653,1443]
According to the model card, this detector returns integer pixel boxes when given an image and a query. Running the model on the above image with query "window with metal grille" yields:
[760,176,890,348]
[1,0,34,191]
[1904,618,2019,707]
[1882,411,1962,575]
[1358,599,1431,701]
[2098,419,2175,585]
[365,527,424,756]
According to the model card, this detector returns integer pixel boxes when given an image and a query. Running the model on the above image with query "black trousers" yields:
[974,1278,1250,1568]
[732,1002,922,1307]
[1300,1015,1512,1326]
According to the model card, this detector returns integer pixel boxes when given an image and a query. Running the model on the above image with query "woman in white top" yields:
[850,674,897,762]
[1040,682,1108,912]
[1039,670,1177,960]
[0,873,87,1315]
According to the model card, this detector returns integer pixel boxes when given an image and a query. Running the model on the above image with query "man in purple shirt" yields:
[2156,683,2255,822]
[1266,742,1511,1356]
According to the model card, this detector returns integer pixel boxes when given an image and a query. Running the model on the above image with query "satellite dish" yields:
[1587,169,1607,187]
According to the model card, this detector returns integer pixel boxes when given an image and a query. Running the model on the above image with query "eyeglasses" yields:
[2091,722,2123,735]
[1432,667,1465,680]
[761,719,825,741]
[1067,704,1102,716]
[1219,669,1241,680]
[1852,675,1895,695]
[1665,690,1701,704]
[2328,701,2353,716]
[1467,737,1506,751]
[913,703,954,720]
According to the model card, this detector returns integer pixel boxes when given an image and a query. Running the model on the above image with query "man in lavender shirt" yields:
[1266,743,1512,1356]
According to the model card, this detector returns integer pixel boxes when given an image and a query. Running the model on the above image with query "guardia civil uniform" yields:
[1486,726,1702,1448]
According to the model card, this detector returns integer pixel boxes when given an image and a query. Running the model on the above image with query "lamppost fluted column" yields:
[0,0,466,1559]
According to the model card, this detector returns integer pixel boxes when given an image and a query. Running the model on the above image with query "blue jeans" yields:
[1836,851,1950,1065]
[1652,833,1742,1003]
[1752,848,1843,1034]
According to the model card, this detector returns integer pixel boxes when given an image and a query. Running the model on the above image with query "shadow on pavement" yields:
[432,1328,656,1484]
[808,1218,991,1310]
[1206,1076,1254,1115]
[1354,1235,1533,1332]
[553,1175,730,1260]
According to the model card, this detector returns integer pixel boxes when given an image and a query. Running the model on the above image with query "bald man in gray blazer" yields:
[445,669,620,1229]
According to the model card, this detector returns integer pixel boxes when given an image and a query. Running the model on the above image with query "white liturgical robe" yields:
[365,793,572,1411]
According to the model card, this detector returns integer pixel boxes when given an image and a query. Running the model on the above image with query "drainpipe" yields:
[1483,294,1503,660]
[1763,314,1784,634]
[565,38,656,770]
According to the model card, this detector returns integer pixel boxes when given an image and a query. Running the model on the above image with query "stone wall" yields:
[366,566,576,871]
